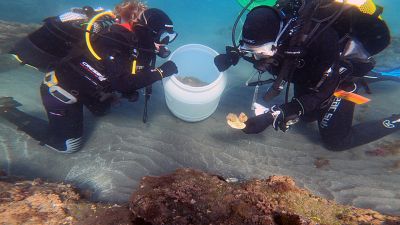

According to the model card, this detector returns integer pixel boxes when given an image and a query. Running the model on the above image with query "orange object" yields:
[119,22,133,31]
[333,90,370,105]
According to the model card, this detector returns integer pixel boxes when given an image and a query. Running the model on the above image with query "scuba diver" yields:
[0,1,179,153]
[215,0,400,151]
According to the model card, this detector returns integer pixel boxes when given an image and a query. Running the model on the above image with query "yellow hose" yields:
[85,11,116,60]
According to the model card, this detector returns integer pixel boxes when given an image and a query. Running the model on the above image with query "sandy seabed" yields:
[0,58,399,216]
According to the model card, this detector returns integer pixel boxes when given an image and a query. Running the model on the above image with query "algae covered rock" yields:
[1,169,399,225]
[0,177,134,225]
[130,168,400,225]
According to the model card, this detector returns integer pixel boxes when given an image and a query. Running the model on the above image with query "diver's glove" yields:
[272,99,304,132]
[214,46,240,72]
[242,99,303,134]
[158,61,178,78]
[242,112,275,134]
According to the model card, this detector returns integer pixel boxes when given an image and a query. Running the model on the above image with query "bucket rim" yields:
[167,44,225,92]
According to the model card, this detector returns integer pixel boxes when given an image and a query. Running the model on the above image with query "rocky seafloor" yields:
[1,168,399,225]
[0,20,399,225]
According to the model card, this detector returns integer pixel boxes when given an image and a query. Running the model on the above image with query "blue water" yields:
[0,0,400,216]
[0,0,398,36]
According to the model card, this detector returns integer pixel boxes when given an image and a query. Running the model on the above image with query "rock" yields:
[2,169,399,224]
[129,168,400,225]
[0,178,133,225]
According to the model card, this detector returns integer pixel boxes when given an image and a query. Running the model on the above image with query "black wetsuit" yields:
[39,24,165,152]
[272,15,399,151]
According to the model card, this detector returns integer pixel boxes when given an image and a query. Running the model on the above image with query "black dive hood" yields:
[137,8,177,58]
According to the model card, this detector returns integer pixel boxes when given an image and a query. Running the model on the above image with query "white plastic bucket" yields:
[163,44,227,122]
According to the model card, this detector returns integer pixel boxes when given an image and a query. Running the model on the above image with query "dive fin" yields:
[0,97,48,142]
[358,69,400,94]
[0,97,22,108]
[364,69,400,83]
[378,67,400,77]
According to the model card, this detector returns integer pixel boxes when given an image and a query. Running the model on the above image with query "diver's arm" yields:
[243,75,340,134]
[104,57,177,93]
[111,69,163,92]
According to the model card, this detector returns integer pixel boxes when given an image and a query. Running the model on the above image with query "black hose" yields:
[143,55,156,123]
[72,20,157,54]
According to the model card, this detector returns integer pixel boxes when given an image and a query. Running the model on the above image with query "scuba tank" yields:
[10,6,114,73]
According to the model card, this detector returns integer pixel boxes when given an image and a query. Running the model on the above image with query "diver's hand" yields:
[159,61,178,77]
[242,112,274,134]
[272,100,303,132]
[214,46,240,72]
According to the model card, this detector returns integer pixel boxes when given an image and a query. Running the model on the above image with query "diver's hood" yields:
[139,8,176,44]
[242,6,282,46]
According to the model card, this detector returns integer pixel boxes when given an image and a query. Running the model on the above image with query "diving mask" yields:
[240,42,277,60]
[156,29,178,45]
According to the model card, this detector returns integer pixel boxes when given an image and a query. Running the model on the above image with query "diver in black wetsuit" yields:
[1,5,179,153]
[215,0,399,151]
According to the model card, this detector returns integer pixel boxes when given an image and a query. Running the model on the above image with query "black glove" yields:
[214,46,240,72]
[242,100,303,134]
[159,60,178,77]
[242,112,274,134]
[272,100,303,132]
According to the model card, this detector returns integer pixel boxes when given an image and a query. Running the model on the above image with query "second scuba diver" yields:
[0,0,179,153]
[215,0,400,151]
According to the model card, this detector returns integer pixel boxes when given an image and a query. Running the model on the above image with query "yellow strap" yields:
[131,59,137,75]
[85,11,116,60]
[44,71,59,88]
[155,68,164,79]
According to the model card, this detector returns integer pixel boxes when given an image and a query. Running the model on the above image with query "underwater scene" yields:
[0,0,400,223]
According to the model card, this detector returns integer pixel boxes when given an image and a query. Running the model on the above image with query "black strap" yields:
[265,0,321,103]
[373,5,384,17]
[143,55,156,123]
